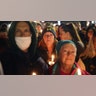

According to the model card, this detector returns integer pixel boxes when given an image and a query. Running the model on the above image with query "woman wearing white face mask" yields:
[0,21,48,75]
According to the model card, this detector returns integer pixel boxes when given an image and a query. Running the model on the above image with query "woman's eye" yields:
[25,29,29,32]
[15,30,20,32]
[50,34,53,36]
[63,50,67,54]
[71,51,75,54]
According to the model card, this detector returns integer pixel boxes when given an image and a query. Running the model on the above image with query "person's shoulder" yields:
[0,47,18,60]
[31,56,49,75]
[75,63,90,75]
[0,48,9,57]
[82,70,91,75]
[34,57,48,67]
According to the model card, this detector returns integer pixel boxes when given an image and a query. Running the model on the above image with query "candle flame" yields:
[51,55,55,62]
[77,68,81,75]
[48,54,55,66]
[32,72,37,75]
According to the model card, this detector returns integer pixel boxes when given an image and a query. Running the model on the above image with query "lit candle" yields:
[48,54,55,66]
[32,72,37,75]
[40,29,43,33]
[48,61,55,66]
[51,55,55,62]
[77,68,81,75]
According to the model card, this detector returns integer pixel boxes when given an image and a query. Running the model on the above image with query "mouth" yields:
[47,40,51,42]
[66,59,72,61]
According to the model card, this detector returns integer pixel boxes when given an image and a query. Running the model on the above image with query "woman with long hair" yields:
[37,26,58,67]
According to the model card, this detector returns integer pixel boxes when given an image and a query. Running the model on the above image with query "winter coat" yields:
[0,21,48,75]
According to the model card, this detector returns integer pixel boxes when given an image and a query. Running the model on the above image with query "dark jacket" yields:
[81,56,96,75]
[1,48,48,75]
[0,21,48,75]
[37,44,57,67]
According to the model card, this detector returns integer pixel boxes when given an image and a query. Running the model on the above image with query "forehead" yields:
[37,25,41,27]
[16,22,30,28]
[88,29,94,32]
[44,32,52,35]
[61,43,76,50]
[59,29,66,33]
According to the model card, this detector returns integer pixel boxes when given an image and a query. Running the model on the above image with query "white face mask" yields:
[15,36,32,51]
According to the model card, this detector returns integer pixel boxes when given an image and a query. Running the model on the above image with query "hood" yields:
[8,21,37,58]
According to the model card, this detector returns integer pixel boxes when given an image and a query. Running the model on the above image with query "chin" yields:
[65,61,74,65]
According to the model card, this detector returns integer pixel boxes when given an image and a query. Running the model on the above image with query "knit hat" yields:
[42,26,56,38]
[56,40,76,54]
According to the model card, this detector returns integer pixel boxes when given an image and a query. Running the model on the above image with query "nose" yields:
[20,32,31,37]
[20,33,27,37]
[67,51,70,55]
[46,35,51,38]
[67,51,72,56]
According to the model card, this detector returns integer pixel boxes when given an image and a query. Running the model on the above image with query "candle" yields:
[40,29,43,33]
[32,72,37,75]
[51,55,55,62]
[48,54,55,66]
[77,68,81,75]
[48,61,55,66]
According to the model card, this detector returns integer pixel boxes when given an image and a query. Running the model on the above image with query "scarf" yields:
[52,62,81,75]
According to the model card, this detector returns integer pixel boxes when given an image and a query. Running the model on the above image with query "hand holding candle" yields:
[48,54,55,66]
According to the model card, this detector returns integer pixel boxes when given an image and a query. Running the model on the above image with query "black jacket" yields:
[0,21,48,75]
[0,48,48,75]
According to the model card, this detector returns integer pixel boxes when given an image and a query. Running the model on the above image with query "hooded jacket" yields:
[0,21,48,75]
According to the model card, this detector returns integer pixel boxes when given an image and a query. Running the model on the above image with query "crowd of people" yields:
[0,21,96,75]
